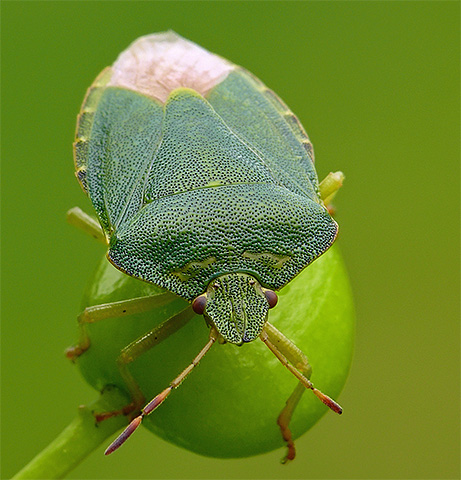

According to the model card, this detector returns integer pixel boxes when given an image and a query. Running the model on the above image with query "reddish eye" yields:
[264,289,278,308]
[192,294,207,315]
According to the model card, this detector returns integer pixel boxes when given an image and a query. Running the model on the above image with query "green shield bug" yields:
[67,31,349,462]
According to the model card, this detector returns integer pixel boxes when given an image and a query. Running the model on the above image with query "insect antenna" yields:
[260,330,342,414]
[105,328,219,455]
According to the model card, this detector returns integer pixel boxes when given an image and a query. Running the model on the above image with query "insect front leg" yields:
[94,306,196,422]
[260,322,342,463]
[66,206,107,244]
[261,322,311,463]
[104,327,219,455]
[65,293,176,361]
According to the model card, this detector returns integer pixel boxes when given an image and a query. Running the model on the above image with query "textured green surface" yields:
[208,69,319,196]
[77,245,354,458]
[85,87,164,234]
[201,273,269,343]
[109,183,337,299]
[78,51,337,299]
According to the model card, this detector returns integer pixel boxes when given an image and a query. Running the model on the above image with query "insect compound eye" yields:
[263,289,278,309]
[192,294,207,315]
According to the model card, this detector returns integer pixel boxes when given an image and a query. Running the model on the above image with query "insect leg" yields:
[262,322,311,462]
[261,322,342,412]
[94,306,196,422]
[260,322,342,462]
[66,206,107,244]
[319,171,344,206]
[104,327,219,455]
[65,292,176,361]
[276,382,305,463]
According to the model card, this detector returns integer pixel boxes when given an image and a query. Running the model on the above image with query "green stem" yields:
[12,387,129,480]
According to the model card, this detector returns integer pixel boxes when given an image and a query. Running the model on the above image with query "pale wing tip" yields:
[132,30,184,44]
[108,31,234,102]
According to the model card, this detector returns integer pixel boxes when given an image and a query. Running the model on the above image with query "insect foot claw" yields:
[280,443,296,464]
[64,344,85,362]
[277,406,297,464]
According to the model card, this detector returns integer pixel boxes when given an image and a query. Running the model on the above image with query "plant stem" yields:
[12,387,129,480]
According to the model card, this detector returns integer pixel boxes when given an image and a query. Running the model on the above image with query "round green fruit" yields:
[75,244,354,458]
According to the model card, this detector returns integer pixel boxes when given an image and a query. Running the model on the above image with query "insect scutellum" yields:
[192,273,278,345]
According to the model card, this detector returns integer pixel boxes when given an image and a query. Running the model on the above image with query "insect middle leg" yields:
[94,306,196,421]
[65,207,196,418]
[65,292,177,361]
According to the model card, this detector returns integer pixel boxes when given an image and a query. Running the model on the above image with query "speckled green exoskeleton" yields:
[67,31,346,462]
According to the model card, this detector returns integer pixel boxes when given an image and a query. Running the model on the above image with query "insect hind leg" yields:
[319,171,344,209]
[66,206,107,244]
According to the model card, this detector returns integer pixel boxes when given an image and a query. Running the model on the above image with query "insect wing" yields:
[207,68,320,201]
[75,81,164,236]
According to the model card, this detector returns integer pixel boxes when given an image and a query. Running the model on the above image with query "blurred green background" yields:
[2,1,459,479]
